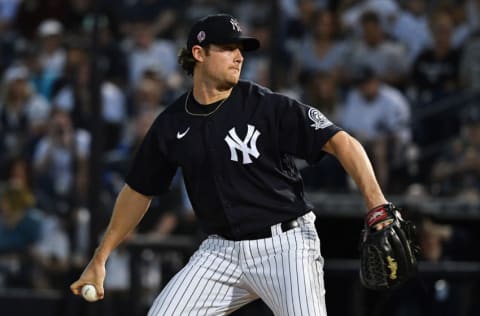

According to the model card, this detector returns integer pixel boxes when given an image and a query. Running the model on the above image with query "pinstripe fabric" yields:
[148,212,327,316]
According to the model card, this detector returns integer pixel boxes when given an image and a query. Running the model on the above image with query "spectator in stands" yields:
[100,73,167,178]
[0,155,71,291]
[0,154,70,290]
[340,0,399,38]
[292,9,347,79]
[242,18,279,90]
[410,10,461,104]
[390,0,431,66]
[125,19,178,88]
[0,155,34,191]
[52,42,127,152]
[284,0,318,42]
[410,9,462,160]
[81,13,128,87]
[131,74,167,117]
[96,75,128,153]
[34,19,66,99]
[50,41,91,130]
[114,0,183,37]
[344,10,408,87]
[302,70,341,123]
[430,107,480,200]
[339,65,411,191]
[418,217,455,263]
[0,65,50,164]
[299,71,348,191]
[32,109,90,216]
[0,184,42,287]
[31,211,71,290]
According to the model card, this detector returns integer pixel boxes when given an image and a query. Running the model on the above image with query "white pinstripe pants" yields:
[148,212,327,316]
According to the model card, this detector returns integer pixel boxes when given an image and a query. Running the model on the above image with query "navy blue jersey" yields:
[126,80,342,239]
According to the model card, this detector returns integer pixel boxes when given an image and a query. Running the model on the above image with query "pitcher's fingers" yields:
[95,285,105,300]
[70,280,84,295]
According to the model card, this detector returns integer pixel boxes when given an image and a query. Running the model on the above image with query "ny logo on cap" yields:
[230,18,242,32]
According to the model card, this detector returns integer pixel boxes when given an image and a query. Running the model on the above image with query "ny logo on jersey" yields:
[224,124,260,164]
[229,18,242,32]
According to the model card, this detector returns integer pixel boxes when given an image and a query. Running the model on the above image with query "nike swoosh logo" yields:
[176,127,190,139]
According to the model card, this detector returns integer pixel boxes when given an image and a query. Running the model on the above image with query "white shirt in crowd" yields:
[340,83,411,144]
[390,9,431,66]
[33,129,91,196]
[346,39,408,80]
[128,39,178,86]
[53,81,127,124]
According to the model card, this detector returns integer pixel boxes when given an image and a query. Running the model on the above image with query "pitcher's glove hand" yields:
[359,203,419,290]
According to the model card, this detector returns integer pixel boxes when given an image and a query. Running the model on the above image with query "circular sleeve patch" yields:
[308,107,332,130]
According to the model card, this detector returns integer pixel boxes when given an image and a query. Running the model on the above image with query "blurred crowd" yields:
[0,0,480,315]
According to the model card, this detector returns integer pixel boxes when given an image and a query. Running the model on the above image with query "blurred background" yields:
[0,0,479,315]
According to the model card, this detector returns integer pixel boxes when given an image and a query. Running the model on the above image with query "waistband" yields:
[222,211,316,241]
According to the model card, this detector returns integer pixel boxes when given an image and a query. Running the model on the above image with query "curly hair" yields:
[178,48,196,76]
[178,46,211,76]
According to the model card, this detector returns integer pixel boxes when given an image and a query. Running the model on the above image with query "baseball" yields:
[81,284,99,302]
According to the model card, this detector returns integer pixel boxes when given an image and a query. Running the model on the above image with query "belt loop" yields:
[270,223,282,236]
[301,211,316,224]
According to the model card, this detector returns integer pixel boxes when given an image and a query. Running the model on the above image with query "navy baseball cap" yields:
[187,14,260,52]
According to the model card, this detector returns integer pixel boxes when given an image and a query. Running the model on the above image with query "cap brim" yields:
[203,36,260,51]
[238,37,260,51]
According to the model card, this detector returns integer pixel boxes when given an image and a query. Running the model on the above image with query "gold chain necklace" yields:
[184,91,228,117]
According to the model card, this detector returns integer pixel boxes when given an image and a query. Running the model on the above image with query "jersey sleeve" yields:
[277,95,342,164]
[125,119,178,196]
